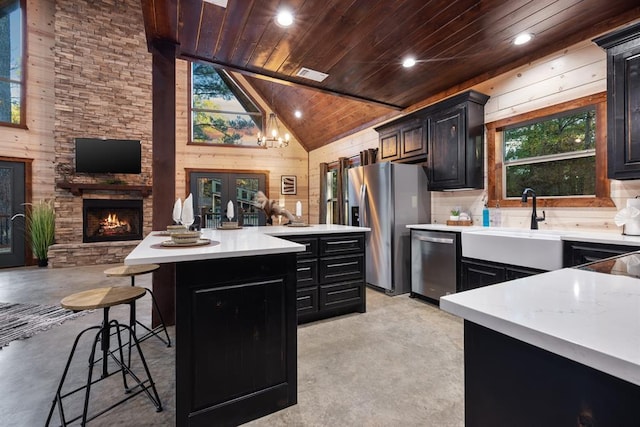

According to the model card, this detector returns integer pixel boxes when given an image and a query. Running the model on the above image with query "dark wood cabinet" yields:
[461,258,506,291]
[376,117,428,163]
[594,22,640,180]
[175,253,297,426]
[461,258,544,291]
[284,233,366,324]
[563,240,638,267]
[428,91,489,190]
[465,321,640,426]
[379,129,400,161]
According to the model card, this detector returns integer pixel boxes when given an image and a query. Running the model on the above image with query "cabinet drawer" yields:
[319,254,364,283]
[319,234,365,256]
[319,280,364,310]
[296,287,318,315]
[284,236,318,258]
[296,259,318,288]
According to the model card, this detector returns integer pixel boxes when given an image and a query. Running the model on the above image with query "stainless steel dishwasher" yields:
[410,229,459,301]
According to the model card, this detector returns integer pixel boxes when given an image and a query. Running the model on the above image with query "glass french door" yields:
[189,171,267,227]
[0,160,26,268]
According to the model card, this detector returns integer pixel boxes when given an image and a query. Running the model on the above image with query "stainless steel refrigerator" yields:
[348,162,431,295]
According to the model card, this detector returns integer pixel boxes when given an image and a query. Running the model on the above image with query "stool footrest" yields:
[46,319,162,426]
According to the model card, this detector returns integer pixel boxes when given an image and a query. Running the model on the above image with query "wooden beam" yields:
[151,40,178,326]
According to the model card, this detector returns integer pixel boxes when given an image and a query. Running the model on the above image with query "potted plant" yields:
[12,199,56,267]
[450,208,461,221]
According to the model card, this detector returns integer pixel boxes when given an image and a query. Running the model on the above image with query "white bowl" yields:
[170,231,201,244]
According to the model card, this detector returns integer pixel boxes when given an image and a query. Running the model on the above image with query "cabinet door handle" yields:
[297,267,311,272]
[327,261,359,268]
[327,240,359,245]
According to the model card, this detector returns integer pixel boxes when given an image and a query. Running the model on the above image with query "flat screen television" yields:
[75,138,142,174]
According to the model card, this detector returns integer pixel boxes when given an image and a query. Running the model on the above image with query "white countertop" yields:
[406,223,640,247]
[440,268,640,386]
[125,224,369,265]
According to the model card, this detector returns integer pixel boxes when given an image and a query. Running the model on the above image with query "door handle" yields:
[360,184,367,227]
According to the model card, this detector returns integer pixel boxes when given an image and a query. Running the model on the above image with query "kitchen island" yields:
[440,265,640,426]
[125,224,368,426]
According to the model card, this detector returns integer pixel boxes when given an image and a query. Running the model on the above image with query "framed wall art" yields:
[281,175,297,195]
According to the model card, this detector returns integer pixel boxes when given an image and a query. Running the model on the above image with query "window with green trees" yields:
[0,0,23,126]
[190,62,262,146]
[503,106,596,198]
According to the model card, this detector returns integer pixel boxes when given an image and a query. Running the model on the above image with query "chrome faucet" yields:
[521,188,545,230]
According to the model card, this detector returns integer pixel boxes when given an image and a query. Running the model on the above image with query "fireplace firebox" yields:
[83,199,143,243]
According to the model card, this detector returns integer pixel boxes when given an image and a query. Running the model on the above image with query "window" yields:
[190,62,262,146]
[322,156,360,224]
[0,0,24,127]
[487,93,614,208]
[187,170,268,226]
[325,165,339,224]
[503,106,595,197]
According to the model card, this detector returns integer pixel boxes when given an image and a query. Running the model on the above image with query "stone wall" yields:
[50,0,152,266]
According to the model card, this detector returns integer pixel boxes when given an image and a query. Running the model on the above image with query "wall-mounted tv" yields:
[75,138,142,174]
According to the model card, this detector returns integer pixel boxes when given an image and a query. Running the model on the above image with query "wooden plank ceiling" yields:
[141,0,640,152]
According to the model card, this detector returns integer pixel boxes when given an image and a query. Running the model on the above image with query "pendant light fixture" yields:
[257,112,290,148]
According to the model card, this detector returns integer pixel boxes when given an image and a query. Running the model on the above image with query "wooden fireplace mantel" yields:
[56,182,153,197]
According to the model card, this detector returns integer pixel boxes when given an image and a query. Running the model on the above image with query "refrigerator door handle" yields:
[360,184,367,227]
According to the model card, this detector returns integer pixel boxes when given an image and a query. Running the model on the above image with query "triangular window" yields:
[190,62,262,146]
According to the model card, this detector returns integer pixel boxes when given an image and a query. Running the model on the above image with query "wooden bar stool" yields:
[46,287,162,426]
[104,264,171,347]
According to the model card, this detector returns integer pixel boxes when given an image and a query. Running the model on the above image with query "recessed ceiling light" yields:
[294,110,302,118]
[402,57,416,68]
[513,33,533,46]
[275,9,294,27]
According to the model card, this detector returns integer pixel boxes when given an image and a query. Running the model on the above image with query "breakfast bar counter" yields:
[440,266,640,426]
[124,224,367,426]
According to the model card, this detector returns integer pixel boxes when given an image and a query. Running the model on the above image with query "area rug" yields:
[0,302,89,349]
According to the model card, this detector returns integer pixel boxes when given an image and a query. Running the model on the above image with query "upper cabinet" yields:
[376,116,428,163]
[428,91,489,191]
[594,22,640,180]
[374,90,489,190]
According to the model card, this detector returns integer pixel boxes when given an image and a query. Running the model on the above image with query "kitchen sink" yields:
[462,228,564,271]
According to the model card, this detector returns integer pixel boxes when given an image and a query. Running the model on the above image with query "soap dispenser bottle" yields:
[482,203,490,227]
[492,202,501,227]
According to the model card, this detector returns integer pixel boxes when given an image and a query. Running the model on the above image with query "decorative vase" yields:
[449,215,460,221]
[37,258,48,267]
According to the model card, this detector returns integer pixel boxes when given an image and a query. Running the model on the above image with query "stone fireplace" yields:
[47,189,152,268]
[83,199,143,243]
[48,0,154,268]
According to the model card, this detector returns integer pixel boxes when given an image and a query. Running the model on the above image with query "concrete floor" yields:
[0,264,464,426]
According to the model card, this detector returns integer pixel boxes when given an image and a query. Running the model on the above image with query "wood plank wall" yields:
[309,37,640,234]
[0,0,56,202]
[174,61,310,223]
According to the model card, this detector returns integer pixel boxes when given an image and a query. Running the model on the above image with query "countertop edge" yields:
[406,224,640,247]
[440,271,640,386]
[125,225,370,265]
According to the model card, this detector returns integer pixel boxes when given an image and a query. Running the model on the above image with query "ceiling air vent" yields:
[203,0,228,7]
[296,67,329,82]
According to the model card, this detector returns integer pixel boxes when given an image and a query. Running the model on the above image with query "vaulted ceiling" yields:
[140,0,640,151]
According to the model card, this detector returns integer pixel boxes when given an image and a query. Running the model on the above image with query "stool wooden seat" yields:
[104,264,171,347]
[61,286,146,311]
[46,286,162,426]
[103,264,160,282]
